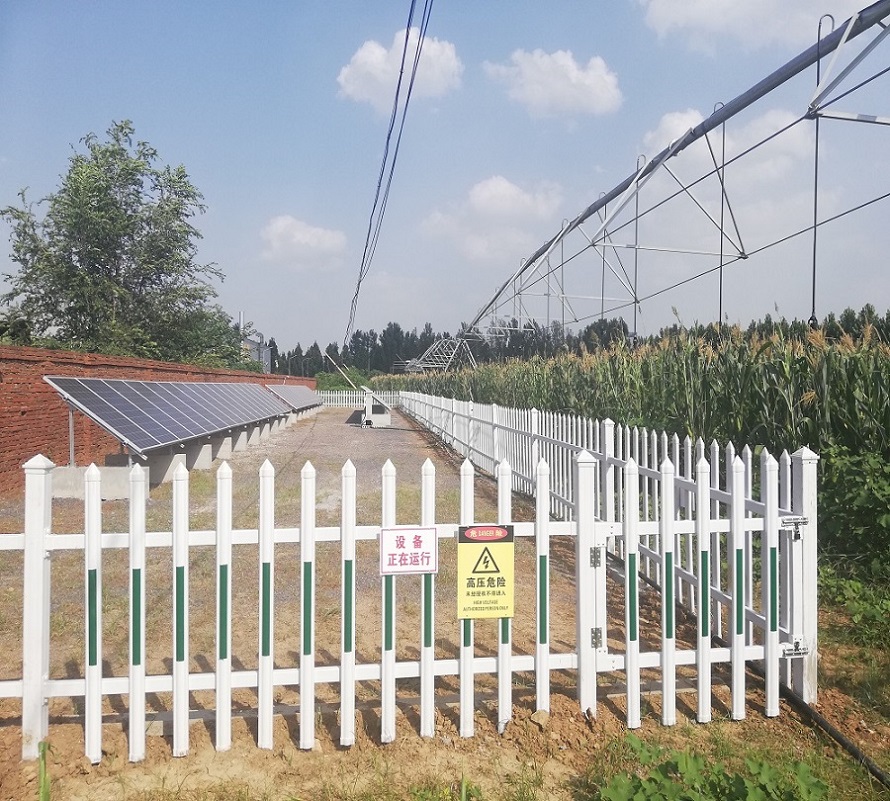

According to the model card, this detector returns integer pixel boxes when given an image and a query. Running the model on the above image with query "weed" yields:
[575,733,828,800]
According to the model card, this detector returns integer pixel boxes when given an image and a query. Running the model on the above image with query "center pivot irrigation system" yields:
[408,0,890,372]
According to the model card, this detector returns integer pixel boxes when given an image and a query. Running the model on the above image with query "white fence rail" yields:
[3,391,818,763]
[317,389,401,408]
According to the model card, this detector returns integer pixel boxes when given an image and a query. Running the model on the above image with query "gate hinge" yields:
[781,639,810,658]
[780,516,808,540]
[591,627,603,649]
[590,547,602,568]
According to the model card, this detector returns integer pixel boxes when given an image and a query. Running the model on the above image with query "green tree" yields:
[1,120,246,366]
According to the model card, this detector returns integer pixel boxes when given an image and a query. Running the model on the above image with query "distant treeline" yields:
[269,304,890,378]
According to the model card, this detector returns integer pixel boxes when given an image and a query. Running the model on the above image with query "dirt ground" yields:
[0,408,888,800]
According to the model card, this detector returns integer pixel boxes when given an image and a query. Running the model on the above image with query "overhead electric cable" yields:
[343,0,436,353]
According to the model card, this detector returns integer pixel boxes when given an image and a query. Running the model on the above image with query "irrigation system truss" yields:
[454,0,890,349]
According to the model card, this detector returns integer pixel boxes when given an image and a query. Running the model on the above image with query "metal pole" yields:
[601,199,607,321]
[811,16,834,327]
[716,102,726,333]
[633,156,645,342]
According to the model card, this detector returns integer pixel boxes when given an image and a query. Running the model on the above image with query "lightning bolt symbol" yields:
[483,555,491,569]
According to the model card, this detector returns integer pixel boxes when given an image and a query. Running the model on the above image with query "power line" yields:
[343,0,436,353]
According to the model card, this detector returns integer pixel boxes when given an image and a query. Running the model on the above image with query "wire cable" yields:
[343,0,436,353]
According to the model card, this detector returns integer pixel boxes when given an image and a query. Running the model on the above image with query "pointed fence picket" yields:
[6,393,819,763]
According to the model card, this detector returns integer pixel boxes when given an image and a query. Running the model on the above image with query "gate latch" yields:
[780,516,808,540]
[781,639,810,658]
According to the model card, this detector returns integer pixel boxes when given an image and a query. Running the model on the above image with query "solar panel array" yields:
[45,376,291,456]
[265,384,321,412]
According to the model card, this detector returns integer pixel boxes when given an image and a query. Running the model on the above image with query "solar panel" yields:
[265,384,321,412]
[45,377,291,456]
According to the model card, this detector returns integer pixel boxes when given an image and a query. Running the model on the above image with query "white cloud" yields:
[642,108,705,153]
[638,0,865,50]
[337,27,463,113]
[640,107,810,186]
[260,215,347,270]
[423,175,562,262]
[484,49,622,118]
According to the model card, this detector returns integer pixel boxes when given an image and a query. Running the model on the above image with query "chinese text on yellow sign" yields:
[457,525,514,619]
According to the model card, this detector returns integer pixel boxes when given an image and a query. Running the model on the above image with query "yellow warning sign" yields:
[457,525,514,619]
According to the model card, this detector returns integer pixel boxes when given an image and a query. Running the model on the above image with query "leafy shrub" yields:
[580,734,827,801]
[819,560,890,649]
[819,445,890,559]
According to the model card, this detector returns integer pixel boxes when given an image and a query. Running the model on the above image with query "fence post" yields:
[257,460,275,750]
[380,460,397,743]
[172,463,190,757]
[420,459,436,738]
[492,404,501,470]
[300,461,317,750]
[601,420,615,529]
[659,458,676,727]
[468,400,476,461]
[624,459,641,729]
[791,446,819,703]
[694,455,712,723]
[459,459,475,738]
[22,454,54,761]
[340,460,357,747]
[497,459,513,734]
[129,464,148,762]
[535,458,551,713]
[84,464,103,763]
[214,462,232,753]
[530,408,540,496]
[575,450,597,717]
[729,456,747,720]
[761,450,780,717]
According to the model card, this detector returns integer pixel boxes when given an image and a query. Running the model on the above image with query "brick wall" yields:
[0,346,315,495]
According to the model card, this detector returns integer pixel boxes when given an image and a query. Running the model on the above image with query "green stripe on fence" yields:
[302,561,313,656]
[735,549,744,636]
[218,563,229,661]
[538,555,548,645]
[770,547,778,632]
[175,565,185,662]
[132,567,142,666]
[700,553,709,639]
[384,575,394,652]
[665,552,674,640]
[423,573,433,649]
[88,568,98,667]
[344,560,354,653]
[463,619,471,648]
[261,561,271,658]
[629,553,638,642]
[500,617,509,644]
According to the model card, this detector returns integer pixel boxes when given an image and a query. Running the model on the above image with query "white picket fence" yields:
[398,392,819,703]
[317,389,401,408]
[3,392,818,763]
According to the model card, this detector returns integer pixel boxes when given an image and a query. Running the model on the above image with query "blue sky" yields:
[1,1,887,353]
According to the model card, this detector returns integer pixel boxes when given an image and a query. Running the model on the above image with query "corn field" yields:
[376,325,890,462]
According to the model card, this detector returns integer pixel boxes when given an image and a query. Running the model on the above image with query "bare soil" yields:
[0,408,888,800]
